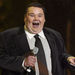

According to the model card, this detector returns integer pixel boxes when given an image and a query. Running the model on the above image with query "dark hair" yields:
[24,2,46,15]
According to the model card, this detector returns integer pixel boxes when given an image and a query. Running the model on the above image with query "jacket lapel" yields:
[17,27,35,74]
[16,27,30,54]
[43,28,57,74]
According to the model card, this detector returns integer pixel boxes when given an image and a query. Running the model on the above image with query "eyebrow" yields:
[28,13,34,15]
[28,13,44,15]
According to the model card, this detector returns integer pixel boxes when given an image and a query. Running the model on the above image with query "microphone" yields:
[31,47,39,55]
[26,47,39,72]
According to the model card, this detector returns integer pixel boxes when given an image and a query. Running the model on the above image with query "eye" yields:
[38,14,43,17]
[29,14,35,17]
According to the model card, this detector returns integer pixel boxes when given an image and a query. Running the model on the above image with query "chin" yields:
[32,31,39,34]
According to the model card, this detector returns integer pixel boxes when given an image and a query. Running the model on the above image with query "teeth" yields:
[32,21,39,25]
[33,21,39,23]
[33,23,39,25]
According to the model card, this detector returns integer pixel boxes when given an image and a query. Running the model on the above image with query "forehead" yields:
[27,6,44,14]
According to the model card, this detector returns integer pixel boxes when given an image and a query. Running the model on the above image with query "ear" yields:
[24,17,26,22]
[44,18,46,23]
[24,14,26,22]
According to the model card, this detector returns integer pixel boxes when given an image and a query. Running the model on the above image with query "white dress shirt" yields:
[22,29,52,75]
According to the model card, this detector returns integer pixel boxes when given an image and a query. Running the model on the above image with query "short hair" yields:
[24,2,46,15]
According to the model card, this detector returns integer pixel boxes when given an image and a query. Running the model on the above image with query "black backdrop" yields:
[0,0,75,75]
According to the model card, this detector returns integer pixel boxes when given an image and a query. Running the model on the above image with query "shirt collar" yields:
[24,25,45,39]
[38,31,45,39]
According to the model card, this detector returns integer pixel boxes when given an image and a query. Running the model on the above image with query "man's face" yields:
[24,6,45,34]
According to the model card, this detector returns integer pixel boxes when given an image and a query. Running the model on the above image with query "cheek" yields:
[27,17,33,23]
[41,17,45,22]
[41,19,45,25]
[24,17,32,23]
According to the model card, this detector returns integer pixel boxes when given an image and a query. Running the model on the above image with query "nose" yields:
[34,16,39,20]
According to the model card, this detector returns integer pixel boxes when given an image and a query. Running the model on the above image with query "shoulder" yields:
[0,27,20,36]
[44,27,65,49]
[0,27,22,40]
[1,27,19,34]
[43,27,62,38]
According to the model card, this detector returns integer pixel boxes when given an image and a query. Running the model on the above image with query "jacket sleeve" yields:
[0,32,25,72]
[53,30,75,69]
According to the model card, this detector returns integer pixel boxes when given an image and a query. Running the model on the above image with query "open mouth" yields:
[33,23,39,25]
[32,21,40,27]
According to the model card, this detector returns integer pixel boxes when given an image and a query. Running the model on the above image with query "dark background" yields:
[0,0,75,75]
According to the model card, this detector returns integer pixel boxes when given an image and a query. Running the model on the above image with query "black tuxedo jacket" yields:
[0,26,72,75]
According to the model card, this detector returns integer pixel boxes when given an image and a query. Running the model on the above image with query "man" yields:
[0,2,75,75]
